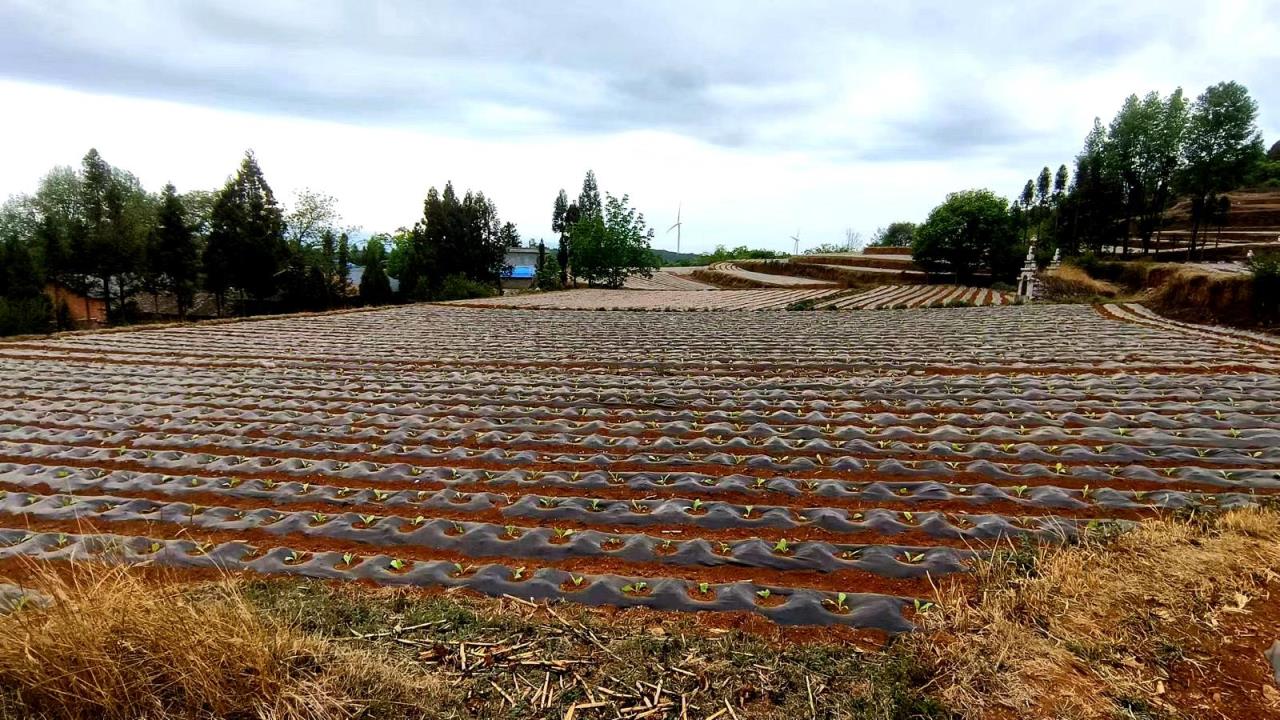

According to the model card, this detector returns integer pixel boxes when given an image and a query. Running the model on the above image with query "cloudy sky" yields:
[1,1,1277,253]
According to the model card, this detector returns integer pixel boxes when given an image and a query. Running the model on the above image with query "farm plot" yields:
[820,285,1017,310]
[0,304,1277,635]
[446,287,844,310]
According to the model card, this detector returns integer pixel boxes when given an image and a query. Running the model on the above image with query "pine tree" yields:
[359,236,393,304]
[335,233,351,298]
[78,148,136,321]
[151,183,199,319]
[578,170,602,219]
[203,151,287,313]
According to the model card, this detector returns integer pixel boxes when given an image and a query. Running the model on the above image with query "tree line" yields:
[0,149,537,335]
[880,80,1275,283]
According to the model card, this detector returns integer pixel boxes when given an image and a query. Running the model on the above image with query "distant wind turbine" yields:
[667,204,683,253]
[790,230,801,256]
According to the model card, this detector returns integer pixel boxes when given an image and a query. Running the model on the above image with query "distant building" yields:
[43,282,106,326]
[502,246,542,289]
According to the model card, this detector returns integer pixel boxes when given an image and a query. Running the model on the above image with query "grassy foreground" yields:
[0,508,1277,719]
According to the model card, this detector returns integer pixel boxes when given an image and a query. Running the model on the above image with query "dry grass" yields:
[912,508,1280,719]
[0,564,451,720]
[1039,265,1121,300]
[1148,268,1257,326]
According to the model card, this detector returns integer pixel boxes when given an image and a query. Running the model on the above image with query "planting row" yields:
[0,529,913,629]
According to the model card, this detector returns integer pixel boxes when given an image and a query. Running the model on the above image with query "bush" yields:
[438,274,498,301]
[536,255,563,291]
[1249,251,1280,322]
[0,295,53,336]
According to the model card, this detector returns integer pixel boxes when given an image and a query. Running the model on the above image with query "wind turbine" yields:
[790,230,801,256]
[667,204,683,253]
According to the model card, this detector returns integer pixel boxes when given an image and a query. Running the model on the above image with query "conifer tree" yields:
[151,183,199,319]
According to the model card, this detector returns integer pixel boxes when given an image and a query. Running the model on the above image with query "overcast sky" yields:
[1,1,1277,253]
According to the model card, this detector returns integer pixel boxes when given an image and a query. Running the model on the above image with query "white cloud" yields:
[0,1,1277,253]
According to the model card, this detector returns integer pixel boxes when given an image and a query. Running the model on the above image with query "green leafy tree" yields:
[1179,81,1265,257]
[912,189,1019,283]
[284,189,341,250]
[359,236,393,304]
[149,184,199,319]
[868,222,917,247]
[335,233,351,296]
[569,192,660,288]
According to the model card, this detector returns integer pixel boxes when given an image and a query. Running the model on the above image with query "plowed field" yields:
[0,304,1276,633]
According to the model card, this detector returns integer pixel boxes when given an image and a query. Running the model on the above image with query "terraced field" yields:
[0,304,1277,635]
[827,285,1016,309]
[447,287,844,310]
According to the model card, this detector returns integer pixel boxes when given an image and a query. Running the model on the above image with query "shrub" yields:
[1249,251,1280,322]
[535,255,563,291]
[0,295,53,337]
[438,274,498,301]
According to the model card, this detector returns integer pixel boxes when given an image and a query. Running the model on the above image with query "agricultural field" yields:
[0,302,1277,642]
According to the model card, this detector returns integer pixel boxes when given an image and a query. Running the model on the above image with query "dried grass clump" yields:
[1148,268,1256,325]
[1039,265,1120,300]
[0,564,449,720]
[912,508,1280,719]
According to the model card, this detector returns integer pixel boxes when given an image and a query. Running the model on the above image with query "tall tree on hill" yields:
[359,236,393,304]
[1019,180,1035,241]
[149,184,199,320]
[1053,165,1068,203]
[1104,89,1189,254]
[1179,81,1265,258]
[552,189,578,287]
[578,170,602,220]
[203,151,287,313]
[78,149,149,322]
[1035,166,1052,210]
[335,233,351,296]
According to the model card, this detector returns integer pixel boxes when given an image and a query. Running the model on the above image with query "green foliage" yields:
[203,151,287,311]
[147,183,199,319]
[802,242,853,255]
[359,236,394,305]
[0,296,53,336]
[438,274,498,301]
[568,192,660,288]
[868,222,917,248]
[535,253,563,290]
[1249,251,1280,322]
[913,189,1019,283]
[398,182,508,300]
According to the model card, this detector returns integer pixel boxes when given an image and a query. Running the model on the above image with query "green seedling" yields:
[55,534,69,548]
[359,514,378,526]
[504,525,520,538]
[342,552,357,566]
[742,505,754,518]
[589,499,603,511]
[570,575,584,587]
[311,513,328,524]
[689,499,704,513]
[388,558,406,571]
[621,581,648,594]
[755,589,772,599]
[148,541,163,554]
[539,497,558,508]
[411,515,427,526]
[717,542,732,554]
[772,538,791,554]
[824,592,850,613]
[903,551,926,564]
[553,527,574,540]
[512,566,527,581]
[285,551,303,564]
[450,521,466,534]
[697,582,710,594]
[1010,485,1028,498]
[902,511,914,523]
[372,490,390,502]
